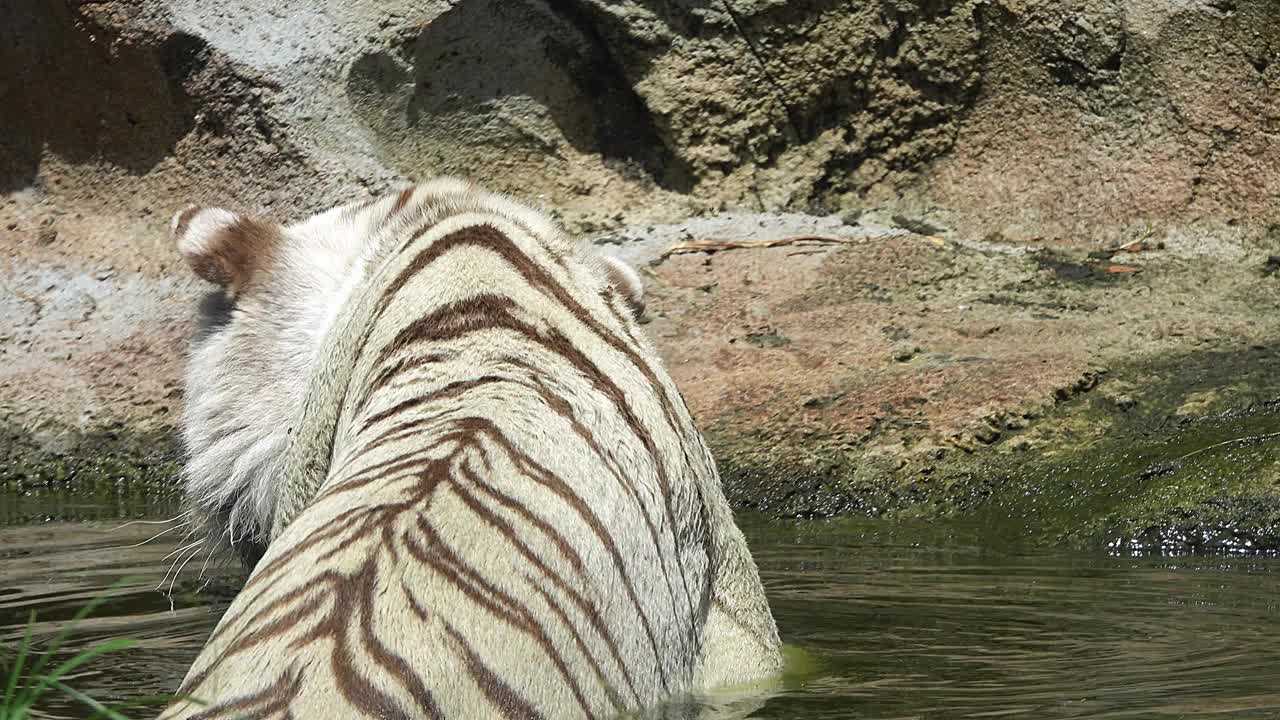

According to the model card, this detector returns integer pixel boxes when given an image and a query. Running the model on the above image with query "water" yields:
[0,521,237,718]
[741,519,1280,719]
[3,515,1280,719]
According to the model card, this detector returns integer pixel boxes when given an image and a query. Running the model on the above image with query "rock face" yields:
[6,1,1276,234]
[3,0,1279,548]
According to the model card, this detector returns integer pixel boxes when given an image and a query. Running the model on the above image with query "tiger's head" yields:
[171,193,389,565]
[172,179,646,566]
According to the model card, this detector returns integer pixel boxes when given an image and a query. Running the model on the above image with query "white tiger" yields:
[162,178,783,719]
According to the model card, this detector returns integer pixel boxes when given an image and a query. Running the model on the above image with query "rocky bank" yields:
[2,0,1279,550]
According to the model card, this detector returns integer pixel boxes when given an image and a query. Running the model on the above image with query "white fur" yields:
[177,177,544,556]
[601,254,646,317]
[170,204,195,234]
[178,199,385,555]
[168,180,783,719]
[174,208,239,257]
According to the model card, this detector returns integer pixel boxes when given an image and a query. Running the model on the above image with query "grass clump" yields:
[1,583,172,720]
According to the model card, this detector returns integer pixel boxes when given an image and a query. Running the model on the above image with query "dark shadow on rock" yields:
[548,0,985,200]
[347,0,695,191]
[0,1,200,193]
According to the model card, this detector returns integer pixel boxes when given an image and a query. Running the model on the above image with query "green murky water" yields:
[733,518,1280,719]
[3,512,1280,719]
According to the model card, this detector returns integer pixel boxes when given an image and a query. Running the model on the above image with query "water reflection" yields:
[3,517,1280,719]
[742,516,1280,719]
[0,521,238,718]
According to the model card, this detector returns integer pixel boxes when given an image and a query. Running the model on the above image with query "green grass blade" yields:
[108,692,188,709]
[103,691,209,718]
[47,678,132,720]
[26,579,130,682]
[2,580,149,719]
[2,611,36,704]
[24,638,137,701]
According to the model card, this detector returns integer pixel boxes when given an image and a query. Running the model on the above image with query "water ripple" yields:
[744,517,1280,719]
[5,518,1280,718]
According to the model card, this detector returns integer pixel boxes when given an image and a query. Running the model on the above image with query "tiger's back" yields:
[163,182,781,719]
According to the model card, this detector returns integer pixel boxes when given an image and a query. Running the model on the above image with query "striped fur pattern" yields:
[164,180,782,718]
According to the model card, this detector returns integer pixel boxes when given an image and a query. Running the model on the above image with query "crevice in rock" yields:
[542,0,698,191]
[715,0,803,142]
[348,0,696,193]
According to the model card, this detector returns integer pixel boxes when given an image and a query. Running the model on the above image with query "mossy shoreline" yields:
[5,345,1280,553]
[717,345,1280,554]
[0,427,182,525]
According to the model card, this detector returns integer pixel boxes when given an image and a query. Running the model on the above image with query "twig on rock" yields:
[658,233,937,260]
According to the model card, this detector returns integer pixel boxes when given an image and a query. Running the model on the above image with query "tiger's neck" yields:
[269,210,631,539]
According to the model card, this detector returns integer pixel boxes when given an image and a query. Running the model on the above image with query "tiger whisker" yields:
[160,537,205,564]
[168,543,204,598]
[157,549,186,593]
[107,510,193,532]
[197,543,216,583]
[100,520,192,551]
[158,540,204,594]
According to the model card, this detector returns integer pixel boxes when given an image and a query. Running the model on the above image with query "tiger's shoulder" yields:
[165,179,782,720]
[173,178,648,562]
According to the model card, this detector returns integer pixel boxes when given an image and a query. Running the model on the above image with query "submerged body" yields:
[163,180,781,718]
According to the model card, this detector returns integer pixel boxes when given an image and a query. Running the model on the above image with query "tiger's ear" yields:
[602,255,645,320]
[172,205,283,294]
